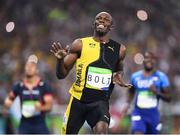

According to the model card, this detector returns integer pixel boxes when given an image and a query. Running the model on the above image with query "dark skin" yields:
[142,52,171,102]
[125,52,171,134]
[51,12,131,134]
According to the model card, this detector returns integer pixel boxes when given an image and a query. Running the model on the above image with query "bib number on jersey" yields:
[22,101,40,118]
[137,91,157,108]
[86,66,112,90]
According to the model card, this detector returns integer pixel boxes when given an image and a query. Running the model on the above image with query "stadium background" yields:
[0,0,180,134]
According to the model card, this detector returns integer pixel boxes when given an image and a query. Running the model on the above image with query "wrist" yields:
[57,57,64,61]
[35,102,42,111]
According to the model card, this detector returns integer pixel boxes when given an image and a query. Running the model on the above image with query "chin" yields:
[26,74,34,78]
[96,30,107,37]
[144,67,153,72]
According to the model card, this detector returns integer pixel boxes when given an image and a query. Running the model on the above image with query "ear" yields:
[109,24,115,31]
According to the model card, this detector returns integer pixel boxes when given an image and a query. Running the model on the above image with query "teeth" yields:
[98,24,104,28]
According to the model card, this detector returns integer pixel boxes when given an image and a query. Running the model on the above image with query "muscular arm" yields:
[150,85,171,102]
[35,94,53,112]
[53,39,82,79]
[116,44,126,72]
[127,86,135,104]
[113,44,132,88]
[120,86,135,116]
[158,87,171,102]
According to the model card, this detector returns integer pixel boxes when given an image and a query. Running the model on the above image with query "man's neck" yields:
[23,75,40,90]
[24,75,39,84]
[143,69,156,77]
[93,32,109,43]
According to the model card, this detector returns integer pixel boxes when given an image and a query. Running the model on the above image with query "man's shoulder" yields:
[12,81,23,91]
[110,39,121,46]
[155,70,168,78]
[80,36,92,40]
[13,80,23,86]
[73,37,92,45]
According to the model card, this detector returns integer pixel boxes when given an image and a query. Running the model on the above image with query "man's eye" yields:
[106,19,110,22]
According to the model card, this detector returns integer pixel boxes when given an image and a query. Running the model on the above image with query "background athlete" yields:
[4,55,53,134]
[50,11,132,134]
[124,52,171,134]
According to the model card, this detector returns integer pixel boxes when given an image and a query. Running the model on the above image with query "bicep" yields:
[119,44,126,60]
[160,74,170,93]
[12,83,20,97]
[42,83,53,104]
[64,39,82,71]
[116,44,126,71]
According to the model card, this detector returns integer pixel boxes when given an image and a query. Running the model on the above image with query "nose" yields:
[100,19,105,23]
[98,17,105,23]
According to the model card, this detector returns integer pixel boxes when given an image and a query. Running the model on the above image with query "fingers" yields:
[57,42,63,49]
[65,45,70,53]
[52,42,61,52]
[114,80,132,88]
[50,49,56,54]
[50,42,62,54]
[51,42,70,52]
[113,73,132,88]
[50,41,71,60]
[124,84,133,88]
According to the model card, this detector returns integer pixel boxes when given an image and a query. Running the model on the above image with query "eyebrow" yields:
[96,15,111,21]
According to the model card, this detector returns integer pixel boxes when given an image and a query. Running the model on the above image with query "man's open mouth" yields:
[97,24,105,29]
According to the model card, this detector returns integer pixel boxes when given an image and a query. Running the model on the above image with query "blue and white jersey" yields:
[12,79,52,119]
[130,70,170,111]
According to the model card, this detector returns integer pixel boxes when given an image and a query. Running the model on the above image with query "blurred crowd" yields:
[0,0,180,134]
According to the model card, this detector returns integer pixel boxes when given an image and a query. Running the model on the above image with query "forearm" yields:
[40,103,52,112]
[116,59,124,72]
[121,90,134,115]
[56,59,68,79]
[157,92,171,102]
[114,61,124,79]
[127,88,135,105]
[38,95,53,112]
[4,98,13,109]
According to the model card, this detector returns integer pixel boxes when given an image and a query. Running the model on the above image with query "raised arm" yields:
[50,39,82,79]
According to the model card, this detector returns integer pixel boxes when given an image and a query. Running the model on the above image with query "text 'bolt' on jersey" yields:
[69,37,121,102]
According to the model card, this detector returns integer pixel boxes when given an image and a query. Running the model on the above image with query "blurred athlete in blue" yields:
[125,52,171,134]
[4,55,53,134]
